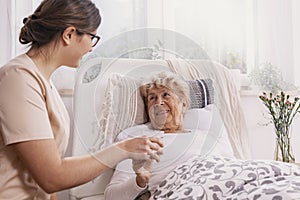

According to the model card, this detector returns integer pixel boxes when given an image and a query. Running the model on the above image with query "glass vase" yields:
[274,133,295,163]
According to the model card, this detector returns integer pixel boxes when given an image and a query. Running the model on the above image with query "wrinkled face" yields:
[147,85,184,132]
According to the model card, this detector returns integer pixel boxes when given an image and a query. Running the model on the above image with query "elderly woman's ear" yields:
[139,84,148,100]
[139,84,151,108]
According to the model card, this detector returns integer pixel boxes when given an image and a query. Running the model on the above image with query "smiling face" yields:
[147,85,185,133]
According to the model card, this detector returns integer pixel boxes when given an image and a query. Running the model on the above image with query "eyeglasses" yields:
[76,30,101,47]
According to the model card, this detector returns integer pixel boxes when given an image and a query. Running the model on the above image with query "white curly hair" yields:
[140,71,190,110]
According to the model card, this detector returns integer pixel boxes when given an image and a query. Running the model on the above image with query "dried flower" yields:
[259,91,300,162]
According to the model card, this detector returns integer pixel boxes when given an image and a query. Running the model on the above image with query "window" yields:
[93,0,299,87]
[93,0,250,73]
[2,0,299,87]
[162,0,250,73]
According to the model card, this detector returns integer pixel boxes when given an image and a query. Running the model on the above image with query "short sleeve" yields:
[0,67,53,145]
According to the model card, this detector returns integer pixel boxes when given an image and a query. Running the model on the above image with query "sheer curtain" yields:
[146,0,299,87]
[161,0,248,73]
[1,0,299,87]
[254,0,296,86]
[91,0,249,73]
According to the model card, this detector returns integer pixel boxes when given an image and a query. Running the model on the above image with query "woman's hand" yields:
[117,137,163,160]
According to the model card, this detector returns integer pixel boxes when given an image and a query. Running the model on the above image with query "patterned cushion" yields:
[186,79,214,109]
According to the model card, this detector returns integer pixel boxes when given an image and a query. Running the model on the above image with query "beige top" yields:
[0,54,70,200]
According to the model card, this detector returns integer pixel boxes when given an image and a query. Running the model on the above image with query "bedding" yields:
[107,126,235,200]
[151,155,300,200]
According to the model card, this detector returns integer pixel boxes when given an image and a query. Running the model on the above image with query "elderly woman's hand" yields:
[132,145,163,188]
[132,159,153,188]
[117,137,163,160]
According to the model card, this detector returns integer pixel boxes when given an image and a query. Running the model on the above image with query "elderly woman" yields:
[104,72,205,200]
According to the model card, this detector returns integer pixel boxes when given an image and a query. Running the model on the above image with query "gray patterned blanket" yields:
[151,156,300,200]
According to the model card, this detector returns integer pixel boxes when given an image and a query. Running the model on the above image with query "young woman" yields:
[0,1,162,199]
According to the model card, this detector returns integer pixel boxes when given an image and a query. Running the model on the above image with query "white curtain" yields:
[1,0,299,87]
[152,0,299,86]
[0,0,41,66]
[92,0,300,87]
[161,0,248,73]
[254,0,295,86]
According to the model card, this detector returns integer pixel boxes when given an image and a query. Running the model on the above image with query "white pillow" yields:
[183,105,235,158]
[183,105,213,131]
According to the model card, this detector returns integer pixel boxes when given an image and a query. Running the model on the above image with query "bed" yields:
[69,57,300,200]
